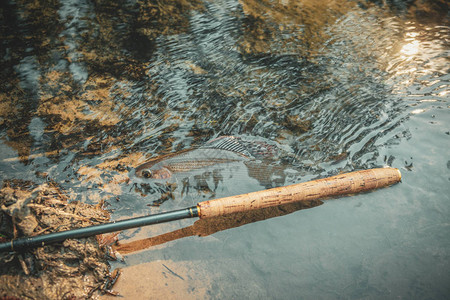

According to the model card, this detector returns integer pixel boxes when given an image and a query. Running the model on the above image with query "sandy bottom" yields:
[101,259,211,299]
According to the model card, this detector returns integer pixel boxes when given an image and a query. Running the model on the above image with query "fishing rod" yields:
[0,167,401,253]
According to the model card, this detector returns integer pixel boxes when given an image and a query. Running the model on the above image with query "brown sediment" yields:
[282,116,312,134]
[237,0,358,56]
[0,0,207,166]
[0,179,117,299]
[0,80,34,162]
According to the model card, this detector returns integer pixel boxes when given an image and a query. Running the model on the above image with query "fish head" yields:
[132,163,174,205]
[135,165,173,180]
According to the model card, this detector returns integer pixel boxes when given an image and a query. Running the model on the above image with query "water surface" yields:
[0,0,449,299]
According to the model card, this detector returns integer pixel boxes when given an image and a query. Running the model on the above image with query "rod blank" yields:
[0,207,198,253]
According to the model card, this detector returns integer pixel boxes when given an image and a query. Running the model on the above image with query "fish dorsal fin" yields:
[201,136,252,158]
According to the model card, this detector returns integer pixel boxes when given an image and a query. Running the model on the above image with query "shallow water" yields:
[1,0,449,299]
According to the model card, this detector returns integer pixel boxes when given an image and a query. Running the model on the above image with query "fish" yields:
[134,136,279,180]
[133,136,291,206]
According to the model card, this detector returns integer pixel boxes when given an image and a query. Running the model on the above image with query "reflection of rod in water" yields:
[0,168,401,253]
[115,199,323,254]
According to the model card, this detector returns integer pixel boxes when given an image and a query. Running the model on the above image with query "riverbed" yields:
[0,0,449,299]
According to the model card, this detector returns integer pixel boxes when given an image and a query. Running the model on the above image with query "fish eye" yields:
[142,169,153,178]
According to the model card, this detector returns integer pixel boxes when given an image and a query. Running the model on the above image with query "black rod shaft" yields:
[0,206,198,253]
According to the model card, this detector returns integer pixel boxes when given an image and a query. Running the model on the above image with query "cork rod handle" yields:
[197,167,401,218]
